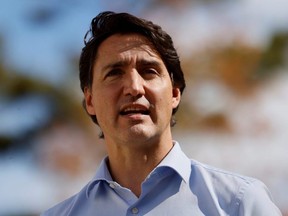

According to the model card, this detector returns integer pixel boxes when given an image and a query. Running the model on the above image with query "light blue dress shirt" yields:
[42,142,282,216]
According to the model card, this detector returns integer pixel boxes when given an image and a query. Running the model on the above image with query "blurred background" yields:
[0,0,287,215]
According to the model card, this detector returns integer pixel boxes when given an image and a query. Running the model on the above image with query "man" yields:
[42,11,282,215]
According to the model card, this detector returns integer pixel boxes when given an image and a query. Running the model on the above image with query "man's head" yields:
[79,11,185,130]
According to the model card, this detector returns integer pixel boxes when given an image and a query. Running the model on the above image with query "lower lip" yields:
[121,113,148,121]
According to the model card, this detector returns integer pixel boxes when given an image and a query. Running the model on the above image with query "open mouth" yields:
[120,105,150,116]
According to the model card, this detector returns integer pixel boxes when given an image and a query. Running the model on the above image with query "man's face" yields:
[84,33,181,146]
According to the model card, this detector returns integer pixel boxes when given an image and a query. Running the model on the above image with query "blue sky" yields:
[0,0,149,84]
[1,0,288,85]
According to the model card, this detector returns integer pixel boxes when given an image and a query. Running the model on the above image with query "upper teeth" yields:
[123,107,146,112]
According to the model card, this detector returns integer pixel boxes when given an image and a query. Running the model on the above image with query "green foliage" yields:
[256,31,288,78]
[0,58,88,152]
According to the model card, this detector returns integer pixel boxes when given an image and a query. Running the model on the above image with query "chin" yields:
[125,126,155,139]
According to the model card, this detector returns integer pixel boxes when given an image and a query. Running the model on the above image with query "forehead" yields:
[96,33,161,61]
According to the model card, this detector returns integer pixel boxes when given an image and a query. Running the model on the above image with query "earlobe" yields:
[172,87,181,108]
[84,87,96,115]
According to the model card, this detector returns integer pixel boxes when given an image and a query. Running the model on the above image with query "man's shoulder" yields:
[40,160,107,216]
[41,184,90,216]
[188,159,282,215]
[190,159,256,181]
[41,195,77,216]
[189,159,260,194]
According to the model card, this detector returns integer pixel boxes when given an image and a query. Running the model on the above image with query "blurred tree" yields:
[0,57,89,153]
[177,30,288,133]
[256,31,288,78]
[211,43,261,95]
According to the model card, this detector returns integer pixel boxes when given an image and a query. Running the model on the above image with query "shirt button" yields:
[131,207,139,214]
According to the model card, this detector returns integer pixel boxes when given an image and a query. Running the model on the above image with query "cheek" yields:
[152,87,174,112]
[92,98,112,129]
[156,84,174,103]
[93,88,118,115]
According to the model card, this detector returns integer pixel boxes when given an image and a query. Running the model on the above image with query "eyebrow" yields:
[138,59,162,68]
[102,61,127,71]
[102,59,162,71]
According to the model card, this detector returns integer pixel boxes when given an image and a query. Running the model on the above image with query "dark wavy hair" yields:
[79,11,185,130]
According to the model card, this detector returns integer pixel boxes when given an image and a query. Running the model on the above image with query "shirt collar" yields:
[86,157,112,198]
[94,157,113,181]
[156,141,191,183]
[86,141,191,198]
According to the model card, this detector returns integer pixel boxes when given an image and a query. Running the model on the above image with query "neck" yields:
[106,137,174,197]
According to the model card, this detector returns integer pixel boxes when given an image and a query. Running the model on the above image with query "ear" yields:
[84,87,96,115]
[172,87,181,109]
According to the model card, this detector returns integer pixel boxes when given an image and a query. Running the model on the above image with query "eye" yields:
[104,69,123,79]
[141,68,159,79]
[144,68,157,74]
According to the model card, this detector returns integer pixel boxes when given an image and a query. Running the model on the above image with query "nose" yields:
[123,70,145,97]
